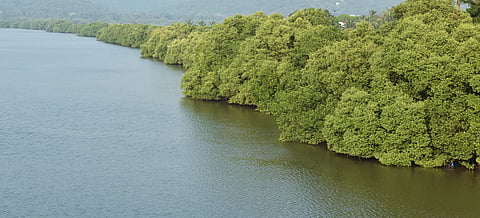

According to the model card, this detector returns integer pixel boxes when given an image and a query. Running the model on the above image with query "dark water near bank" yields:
[1,29,479,217]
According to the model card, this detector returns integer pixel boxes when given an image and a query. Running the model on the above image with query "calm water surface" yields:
[1,29,479,217]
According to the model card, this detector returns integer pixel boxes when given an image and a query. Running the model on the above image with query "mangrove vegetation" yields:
[2,0,480,169]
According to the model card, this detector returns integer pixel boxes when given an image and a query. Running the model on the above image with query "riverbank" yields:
[2,0,480,169]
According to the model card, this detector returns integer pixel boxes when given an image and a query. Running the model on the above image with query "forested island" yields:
[2,0,480,169]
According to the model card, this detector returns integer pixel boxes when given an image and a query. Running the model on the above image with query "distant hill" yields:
[0,0,109,20]
[94,0,405,18]
[0,0,405,24]
[0,0,183,24]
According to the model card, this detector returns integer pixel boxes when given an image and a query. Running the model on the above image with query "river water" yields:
[1,28,479,217]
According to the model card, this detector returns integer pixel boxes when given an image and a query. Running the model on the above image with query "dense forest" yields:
[143,0,480,169]
[2,0,480,169]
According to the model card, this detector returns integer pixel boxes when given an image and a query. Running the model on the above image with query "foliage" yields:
[140,22,201,61]
[77,22,109,37]
[176,0,480,168]
[45,20,77,33]
[3,0,480,168]
[96,24,156,48]
[463,0,480,22]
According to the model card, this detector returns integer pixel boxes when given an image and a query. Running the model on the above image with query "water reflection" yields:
[2,29,479,217]
[180,98,480,217]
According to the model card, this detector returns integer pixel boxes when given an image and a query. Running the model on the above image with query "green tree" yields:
[463,0,480,22]
[323,88,383,158]
[77,22,108,37]
[181,13,267,100]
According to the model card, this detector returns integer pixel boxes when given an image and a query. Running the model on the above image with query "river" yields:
[1,28,479,217]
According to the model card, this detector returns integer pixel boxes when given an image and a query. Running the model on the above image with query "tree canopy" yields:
[3,0,480,169]
[175,0,480,168]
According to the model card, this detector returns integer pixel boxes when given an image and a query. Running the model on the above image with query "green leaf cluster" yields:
[175,0,480,168]
[140,22,207,64]
[96,24,156,48]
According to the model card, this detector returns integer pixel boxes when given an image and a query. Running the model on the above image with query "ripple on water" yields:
[1,29,480,217]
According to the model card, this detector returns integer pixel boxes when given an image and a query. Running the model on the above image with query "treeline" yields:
[2,0,480,169]
[0,18,208,48]
[0,18,161,45]
[140,0,480,169]
[0,19,110,37]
